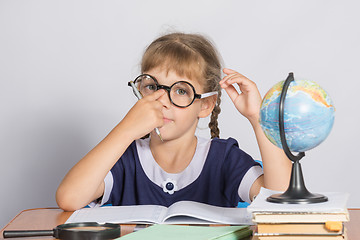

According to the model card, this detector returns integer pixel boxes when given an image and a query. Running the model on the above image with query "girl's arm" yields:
[219,68,292,200]
[56,89,166,211]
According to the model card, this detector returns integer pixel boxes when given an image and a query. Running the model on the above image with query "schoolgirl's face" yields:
[144,67,214,141]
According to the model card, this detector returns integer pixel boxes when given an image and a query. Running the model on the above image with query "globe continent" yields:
[260,79,335,152]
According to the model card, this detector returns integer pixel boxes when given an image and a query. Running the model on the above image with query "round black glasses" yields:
[128,74,217,108]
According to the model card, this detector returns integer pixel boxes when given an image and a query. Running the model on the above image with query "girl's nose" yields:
[157,90,171,108]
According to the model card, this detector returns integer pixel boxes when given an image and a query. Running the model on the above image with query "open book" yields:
[66,201,253,225]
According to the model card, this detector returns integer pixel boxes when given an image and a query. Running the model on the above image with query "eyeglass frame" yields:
[128,74,218,108]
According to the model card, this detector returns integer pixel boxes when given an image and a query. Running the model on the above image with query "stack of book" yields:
[248,188,350,240]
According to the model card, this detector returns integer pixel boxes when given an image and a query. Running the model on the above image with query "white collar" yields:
[135,136,211,193]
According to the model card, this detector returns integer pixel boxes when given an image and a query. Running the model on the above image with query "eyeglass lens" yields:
[134,75,195,107]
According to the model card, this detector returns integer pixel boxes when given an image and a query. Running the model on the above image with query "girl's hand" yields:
[219,68,262,124]
[121,89,166,140]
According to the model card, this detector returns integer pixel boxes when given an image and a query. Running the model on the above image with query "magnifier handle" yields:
[3,230,54,238]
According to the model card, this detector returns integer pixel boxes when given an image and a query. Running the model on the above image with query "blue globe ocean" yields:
[260,79,335,152]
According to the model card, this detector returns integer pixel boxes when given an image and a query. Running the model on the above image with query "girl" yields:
[56,32,292,211]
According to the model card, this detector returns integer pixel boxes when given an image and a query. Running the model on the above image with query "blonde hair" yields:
[141,32,222,138]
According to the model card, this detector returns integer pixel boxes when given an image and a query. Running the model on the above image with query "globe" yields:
[260,79,335,152]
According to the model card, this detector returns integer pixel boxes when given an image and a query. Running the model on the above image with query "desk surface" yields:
[1,208,359,239]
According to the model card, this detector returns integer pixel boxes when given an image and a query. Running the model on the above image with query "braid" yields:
[209,90,222,138]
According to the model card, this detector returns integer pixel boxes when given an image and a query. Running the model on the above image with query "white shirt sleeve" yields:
[238,165,263,203]
[87,171,114,208]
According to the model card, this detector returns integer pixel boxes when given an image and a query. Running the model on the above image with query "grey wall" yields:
[1,0,359,228]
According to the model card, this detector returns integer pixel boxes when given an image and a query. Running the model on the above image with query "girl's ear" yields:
[198,95,217,118]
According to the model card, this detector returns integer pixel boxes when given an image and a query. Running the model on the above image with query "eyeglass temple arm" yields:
[128,81,143,99]
[198,91,218,99]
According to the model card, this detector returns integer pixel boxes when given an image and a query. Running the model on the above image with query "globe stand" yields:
[266,72,328,204]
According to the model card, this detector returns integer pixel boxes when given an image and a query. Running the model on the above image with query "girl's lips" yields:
[163,118,172,123]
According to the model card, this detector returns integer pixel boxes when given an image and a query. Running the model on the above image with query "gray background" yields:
[1,0,359,228]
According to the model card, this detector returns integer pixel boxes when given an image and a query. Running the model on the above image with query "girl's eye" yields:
[175,88,188,96]
[145,84,157,91]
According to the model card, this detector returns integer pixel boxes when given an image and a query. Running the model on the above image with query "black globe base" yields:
[267,192,328,204]
[266,160,328,204]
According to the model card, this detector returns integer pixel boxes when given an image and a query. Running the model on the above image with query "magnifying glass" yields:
[3,222,120,239]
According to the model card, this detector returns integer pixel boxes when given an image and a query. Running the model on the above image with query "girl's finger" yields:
[143,89,166,101]
[221,75,252,92]
[222,84,241,103]
[223,68,237,74]
[220,69,249,84]
[219,73,238,84]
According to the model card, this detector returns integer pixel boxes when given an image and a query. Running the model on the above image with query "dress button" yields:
[162,178,178,194]
[166,182,174,191]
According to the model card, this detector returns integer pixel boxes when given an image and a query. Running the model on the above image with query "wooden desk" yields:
[1,208,360,239]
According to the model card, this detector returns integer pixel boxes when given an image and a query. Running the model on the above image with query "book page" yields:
[66,205,167,224]
[65,201,253,225]
[163,201,253,225]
